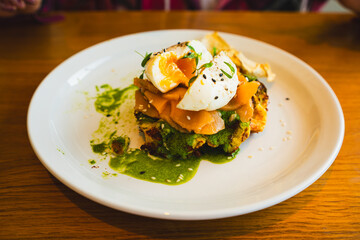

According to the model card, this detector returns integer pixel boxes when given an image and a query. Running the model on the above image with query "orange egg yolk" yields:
[158,52,196,89]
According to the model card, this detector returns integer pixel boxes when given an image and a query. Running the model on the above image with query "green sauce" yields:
[90,84,239,185]
[94,84,138,116]
[109,149,200,185]
[88,159,96,165]
[91,142,107,154]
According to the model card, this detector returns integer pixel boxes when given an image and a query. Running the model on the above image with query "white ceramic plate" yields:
[27,30,344,220]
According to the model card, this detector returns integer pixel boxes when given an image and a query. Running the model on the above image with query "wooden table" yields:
[0,11,359,239]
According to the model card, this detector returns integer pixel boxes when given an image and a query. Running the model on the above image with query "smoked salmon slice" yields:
[162,87,187,101]
[221,81,260,111]
[144,90,169,114]
[135,90,160,119]
[135,87,225,135]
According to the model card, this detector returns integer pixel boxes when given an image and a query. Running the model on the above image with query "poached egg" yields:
[144,40,213,93]
[177,51,238,111]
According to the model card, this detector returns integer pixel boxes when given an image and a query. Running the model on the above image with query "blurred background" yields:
[0,0,356,18]
[322,0,350,12]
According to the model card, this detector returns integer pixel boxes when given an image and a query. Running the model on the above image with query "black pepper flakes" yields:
[203,74,207,79]
[212,79,216,83]
[106,114,111,117]
[187,52,191,56]
[140,171,146,174]
[221,78,224,81]
[215,96,218,100]
[219,73,223,77]
[285,97,290,101]
[177,42,180,44]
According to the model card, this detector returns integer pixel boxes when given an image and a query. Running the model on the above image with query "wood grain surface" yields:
[0,11,359,239]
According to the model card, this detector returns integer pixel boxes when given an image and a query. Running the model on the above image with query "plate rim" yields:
[27,29,345,220]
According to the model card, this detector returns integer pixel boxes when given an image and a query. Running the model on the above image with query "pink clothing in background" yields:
[40,0,327,12]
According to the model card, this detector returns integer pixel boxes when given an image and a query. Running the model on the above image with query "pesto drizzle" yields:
[90,84,240,185]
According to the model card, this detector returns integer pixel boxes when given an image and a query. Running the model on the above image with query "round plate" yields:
[27,30,344,220]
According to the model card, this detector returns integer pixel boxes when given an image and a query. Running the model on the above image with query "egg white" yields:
[177,51,238,111]
[144,40,213,93]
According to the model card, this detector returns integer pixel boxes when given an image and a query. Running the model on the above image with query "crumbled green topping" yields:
[91,142,107,154]
[94,84,138,115]
[111,136,130,155]
[136,111,249,159]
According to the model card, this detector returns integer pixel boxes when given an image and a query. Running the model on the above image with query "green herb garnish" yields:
[212,46,217,56]
[135,51,152,68]
[199,62,213,69]
[139,70,145,79]
[191,61,213,74]
[188,75,197,85]
[182,43,202,68]
[220,61,235,79]
[243,74,257,82]
[187,44,196,52]
[141,52,152,67]
[220,70,232,78]
[183,52,197,60]
[187,62,213,85]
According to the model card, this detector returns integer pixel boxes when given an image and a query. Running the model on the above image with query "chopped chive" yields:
[141,52,152,67]
[182,52,196,59]
[243,74,257,82]
[134,50,144,58]
[139,70,145,79]
[188,75,197,85]
[221,69,232,79]
[187,44,196,52]
[224,61,235,73]
[199,62,213,69]
[212,46,217,56]
[182,43,201,68]
[220,62,235,79]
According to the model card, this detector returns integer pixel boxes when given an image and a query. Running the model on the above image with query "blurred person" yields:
[1,0,359,18]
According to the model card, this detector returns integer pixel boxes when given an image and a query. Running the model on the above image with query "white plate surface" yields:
[27,30,344,220]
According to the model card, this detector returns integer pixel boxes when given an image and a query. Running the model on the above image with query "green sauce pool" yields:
[90,84,238,185]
